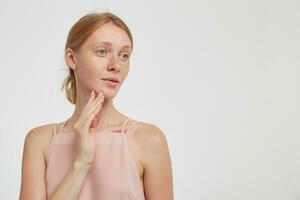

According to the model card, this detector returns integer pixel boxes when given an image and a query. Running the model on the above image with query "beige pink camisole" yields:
[45,118,145,199]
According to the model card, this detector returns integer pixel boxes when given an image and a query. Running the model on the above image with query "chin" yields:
[97,88,118,100]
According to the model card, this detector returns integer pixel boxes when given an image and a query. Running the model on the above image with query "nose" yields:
[107,54,120,72]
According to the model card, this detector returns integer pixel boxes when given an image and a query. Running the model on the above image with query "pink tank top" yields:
[45,118,145,199]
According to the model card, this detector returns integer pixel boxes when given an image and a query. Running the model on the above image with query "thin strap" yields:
[52,123,57,136]
[59,120,68,134]
[47,124,58,165]
[125,120,140,135]
[121,118,131,134]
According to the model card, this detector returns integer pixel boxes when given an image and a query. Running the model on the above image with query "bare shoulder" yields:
[129,121,170,166]
[24,123,55,164]
[129,121,174,198]
[20,123,54,199]
[25,123,54,146]
[131,121,168,145]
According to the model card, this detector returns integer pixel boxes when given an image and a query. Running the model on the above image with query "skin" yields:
[19,22,173,199]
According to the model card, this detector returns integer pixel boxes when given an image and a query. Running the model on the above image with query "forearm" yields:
[48,161,90,200]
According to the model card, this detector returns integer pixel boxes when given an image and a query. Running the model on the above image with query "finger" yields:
[93,95,104,114]
[81,94,104,131]
[88,98,104,128]
[84,95,104,125]
[81,91,98,112]
[86,91,96,105]
[85,108,101,131]
[91,117,98,128]
[74,91,99,131]
[80,92,102,121]
[83,93,103,117]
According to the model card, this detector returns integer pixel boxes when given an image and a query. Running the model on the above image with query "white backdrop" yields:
[0,0,299,199]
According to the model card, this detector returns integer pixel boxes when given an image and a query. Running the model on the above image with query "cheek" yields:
[76,58,105,83]
[122,68,129,79]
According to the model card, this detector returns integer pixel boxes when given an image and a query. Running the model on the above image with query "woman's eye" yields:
[97,49,107,56]
[121,54,129,59]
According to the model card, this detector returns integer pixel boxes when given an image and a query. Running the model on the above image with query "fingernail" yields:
[91,91,94,96]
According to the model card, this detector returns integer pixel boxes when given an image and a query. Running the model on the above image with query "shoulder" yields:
[20,123,54,199]
[129,121,170,165]
[24,123,54,144]
[23,123,56,162]
[129,121,173,198]
[130,121,168,147]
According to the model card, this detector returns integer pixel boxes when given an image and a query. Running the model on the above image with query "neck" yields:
[65,91,127,131]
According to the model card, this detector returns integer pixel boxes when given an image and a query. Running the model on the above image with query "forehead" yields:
[85,23,132,49]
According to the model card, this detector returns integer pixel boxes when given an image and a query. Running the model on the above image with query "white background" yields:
[0,0,299,199]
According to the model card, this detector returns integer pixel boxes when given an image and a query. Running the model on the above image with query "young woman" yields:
[19,12,173,200]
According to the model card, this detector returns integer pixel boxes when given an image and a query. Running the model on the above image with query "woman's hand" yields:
[73,90,104,167]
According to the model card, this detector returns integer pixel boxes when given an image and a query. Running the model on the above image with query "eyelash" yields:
[96,49,129,59]
[96,49,107,55]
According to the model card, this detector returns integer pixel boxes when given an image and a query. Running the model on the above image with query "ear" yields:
[65,48,77,70]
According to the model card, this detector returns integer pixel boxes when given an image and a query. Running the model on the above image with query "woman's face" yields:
[68,22,132,99]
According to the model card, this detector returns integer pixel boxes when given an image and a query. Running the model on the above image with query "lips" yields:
[102,77,120,83]
[102,79,119,87]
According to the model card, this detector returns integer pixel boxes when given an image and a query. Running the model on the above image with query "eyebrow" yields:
[91,41,132,49]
